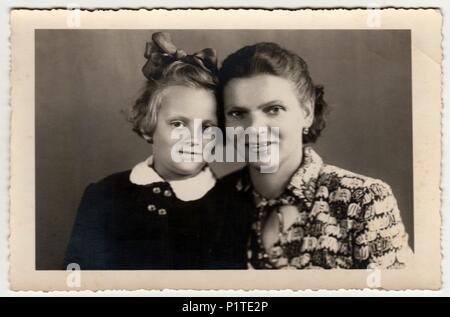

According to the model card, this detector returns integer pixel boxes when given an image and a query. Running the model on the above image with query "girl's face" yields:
[223,74,313,171]
[151,85,217,181]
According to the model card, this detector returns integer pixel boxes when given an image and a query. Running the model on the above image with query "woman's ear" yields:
[302,99,315,128]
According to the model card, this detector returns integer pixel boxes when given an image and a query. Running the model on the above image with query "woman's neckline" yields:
[249,148,303,200]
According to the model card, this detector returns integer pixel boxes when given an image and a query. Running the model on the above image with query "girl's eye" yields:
[227,110,245,118]
[265,105,285,115]
[170,120,185,128]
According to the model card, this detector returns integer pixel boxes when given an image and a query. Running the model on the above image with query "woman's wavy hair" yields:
[128,33,218,142]
[218,42,328,144]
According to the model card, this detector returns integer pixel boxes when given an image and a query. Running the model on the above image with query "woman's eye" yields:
[265,105,285,115]
[202,124,216,131]
[170,120,185,128]
[227,110,245,118]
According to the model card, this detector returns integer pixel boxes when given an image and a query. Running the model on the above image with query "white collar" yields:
[129,156,217,201]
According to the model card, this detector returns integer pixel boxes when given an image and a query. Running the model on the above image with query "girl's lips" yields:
[246,141,279,148]
[178,150,203,155]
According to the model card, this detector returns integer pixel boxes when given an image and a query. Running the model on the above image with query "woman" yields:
[217,42,413,269]
[64,32,240,270]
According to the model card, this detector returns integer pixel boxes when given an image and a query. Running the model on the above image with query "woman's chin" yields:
[244,151,279,169]
[247,159,279,172]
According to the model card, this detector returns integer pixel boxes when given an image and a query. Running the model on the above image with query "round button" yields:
[147,204,156,212]
[158,208,167,216]
[152,187,161,194]
[163,190,172,197]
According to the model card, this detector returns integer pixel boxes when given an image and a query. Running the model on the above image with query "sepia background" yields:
[35,30,413,270]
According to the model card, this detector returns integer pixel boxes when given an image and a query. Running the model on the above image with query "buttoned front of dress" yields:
[126,174,229,269]
[64,158,228,270]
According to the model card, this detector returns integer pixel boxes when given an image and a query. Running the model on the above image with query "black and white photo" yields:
[9,9,442,290]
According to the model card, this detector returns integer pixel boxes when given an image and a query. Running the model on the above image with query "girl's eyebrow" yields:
[167,115,189,121]
[167,116,217,125]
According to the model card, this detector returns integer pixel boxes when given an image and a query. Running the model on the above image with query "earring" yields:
[303,127,309,135]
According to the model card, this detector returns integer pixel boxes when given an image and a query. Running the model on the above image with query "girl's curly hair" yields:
[128,32,218,142]
[128,62,217,142]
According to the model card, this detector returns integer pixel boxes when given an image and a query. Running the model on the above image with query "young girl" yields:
[218,42,413,269]
[64,32,235,269]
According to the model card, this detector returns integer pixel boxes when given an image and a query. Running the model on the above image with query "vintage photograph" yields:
[10,9,441,290]
[37,29,414,271]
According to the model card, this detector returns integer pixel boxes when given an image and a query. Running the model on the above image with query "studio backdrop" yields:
[35,30,413,269]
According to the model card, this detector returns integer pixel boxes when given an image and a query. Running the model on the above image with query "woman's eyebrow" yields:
[202,119,217,126]
[257,100,284,110]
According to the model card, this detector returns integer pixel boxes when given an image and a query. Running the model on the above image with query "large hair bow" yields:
[142,32,218,80]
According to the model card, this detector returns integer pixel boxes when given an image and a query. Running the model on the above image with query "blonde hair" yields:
[128,61,218,142]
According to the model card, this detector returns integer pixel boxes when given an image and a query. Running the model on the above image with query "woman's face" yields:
[151,85,217,181]
[223,74,313,171]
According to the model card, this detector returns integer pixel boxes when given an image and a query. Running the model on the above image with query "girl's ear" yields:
[139,128,154,144]
[142,133,153,144]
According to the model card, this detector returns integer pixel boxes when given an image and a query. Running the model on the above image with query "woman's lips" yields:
[246,141,278,152]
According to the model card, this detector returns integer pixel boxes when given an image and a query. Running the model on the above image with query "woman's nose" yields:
[247,113,270,130]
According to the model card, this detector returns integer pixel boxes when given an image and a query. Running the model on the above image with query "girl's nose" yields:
[187,124,202,146]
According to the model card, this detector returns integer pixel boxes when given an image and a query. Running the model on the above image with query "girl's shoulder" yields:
[77,170,129,205]
[79,170,145,208]
[85,168,165,194]
[92,170,134,188]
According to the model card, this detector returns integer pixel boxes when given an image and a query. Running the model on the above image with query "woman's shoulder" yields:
[317,164,394,202]
[315,164,400,227]
[317,164,412,268]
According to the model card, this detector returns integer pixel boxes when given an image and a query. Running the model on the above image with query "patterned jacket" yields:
[218,146,413,269]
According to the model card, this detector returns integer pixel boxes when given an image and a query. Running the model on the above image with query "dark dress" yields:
[64,168,250,270]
